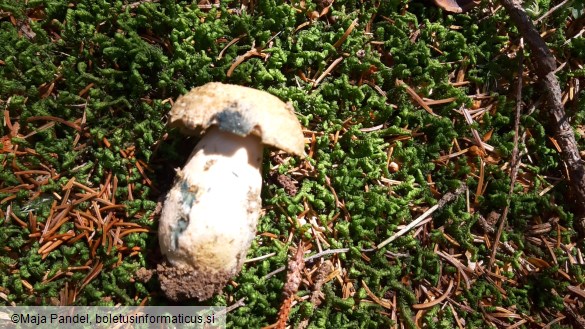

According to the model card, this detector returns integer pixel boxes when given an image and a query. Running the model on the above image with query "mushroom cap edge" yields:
[169,82,305,156]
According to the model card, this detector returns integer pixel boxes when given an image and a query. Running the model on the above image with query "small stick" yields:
[26,116,82,132]
[396,79,438,117]
[362,280,393,309]
[42,206,73,239]
[9,212,27,228]
[377,184,466,249]
[79,261,103,292]
[227,32,281,77]
[423,97,457,105]
[226,48,267,77]
[500,0,585,234]
[377,204,439,249]
[459,105,486,153]
[333,19,358,49]
[217,34,246,60]
[412,280,454,310]
[121,0,159,10]
[312,57,344,87]
[265,247,357,280]
[244,252,277,263]
[436,251,471,289]
[488,38,523,270]
[226,297,246,313]
[534,0,570,24]
[118,228,149,238]
[303,248,350,263]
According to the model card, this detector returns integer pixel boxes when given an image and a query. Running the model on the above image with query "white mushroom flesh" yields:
[158,127,263,276]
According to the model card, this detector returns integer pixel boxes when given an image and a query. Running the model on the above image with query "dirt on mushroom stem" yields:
[156,83,305,301]
[157,127,263,301]
[157,262,236,302]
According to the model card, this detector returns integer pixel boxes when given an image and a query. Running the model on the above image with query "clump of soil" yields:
[276,174,298,196]
[135,267,154,283]
[156,262,234,302]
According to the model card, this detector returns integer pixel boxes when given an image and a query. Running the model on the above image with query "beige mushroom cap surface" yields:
[169,82,305,156]
[433,0,479,13]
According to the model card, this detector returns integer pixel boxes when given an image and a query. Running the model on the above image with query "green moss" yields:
[1,0,583,327]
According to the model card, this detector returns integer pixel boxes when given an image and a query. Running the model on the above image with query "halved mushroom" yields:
[157,82,304,301]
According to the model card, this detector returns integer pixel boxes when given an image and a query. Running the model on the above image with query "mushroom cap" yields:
[169,82,305,156]
[433,0,479,13]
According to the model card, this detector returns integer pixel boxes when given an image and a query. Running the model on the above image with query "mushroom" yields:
[433,0,479,13]
[157,82,305,301]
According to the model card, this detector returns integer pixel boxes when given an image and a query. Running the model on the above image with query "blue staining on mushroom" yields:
[214,104,252,136]
[171,218,188,251]
[180,180,197,216]
[171,180,199,250]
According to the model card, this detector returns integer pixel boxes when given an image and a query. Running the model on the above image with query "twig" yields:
[264,247,375,280]
[396,79,439,117]
[227,32,281,77]
[458,105,495,152]
[333,19,359,49]
[488,37,524,270]
[26,116,82,132]
[499,0,585,235]
[217,34,246,60]
[534,0,571,24]
[312,56,344,88]
[412,280,454,310]
[563,300,585,327]
[212,297,247,320]
[377,204,439,249]
[377,184,466,249]
[562,28,585,47]
[226,47,268,77]
[245,252,277,263]
[265,248,348,280]
[362,280,394,309]
[436,251,471,289]
[225,297,246,313]
[121,0,159,10]
[303,248,350,263]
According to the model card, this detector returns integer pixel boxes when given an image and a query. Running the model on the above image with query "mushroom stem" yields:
[159,127,263,280]
[158,83,304,301]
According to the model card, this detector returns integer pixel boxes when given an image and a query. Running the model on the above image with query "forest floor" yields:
[1,0,585,328]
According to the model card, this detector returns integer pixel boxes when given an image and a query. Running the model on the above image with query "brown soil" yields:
[276,174,298,196]
[156,262,234,302]
[135,267,154,283]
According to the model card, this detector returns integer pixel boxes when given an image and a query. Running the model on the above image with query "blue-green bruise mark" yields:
[214,104,253,136]
[180,180,197,215]
[171,219,188,251]
[171,180,198,251]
